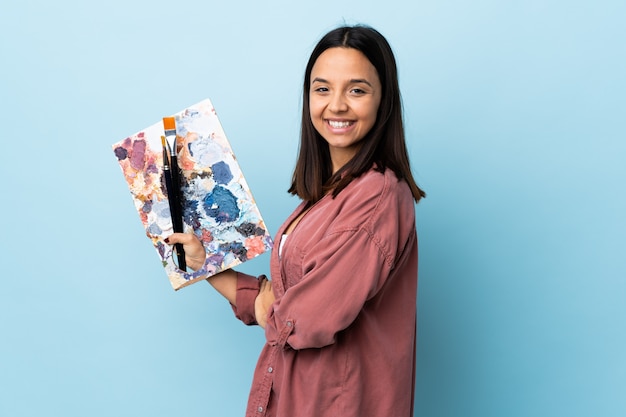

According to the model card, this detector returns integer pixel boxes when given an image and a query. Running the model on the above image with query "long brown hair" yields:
[288,25,425,203]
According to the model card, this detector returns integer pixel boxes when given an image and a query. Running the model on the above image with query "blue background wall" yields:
[1,1,624,416]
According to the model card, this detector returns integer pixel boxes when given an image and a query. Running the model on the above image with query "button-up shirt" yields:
[233,167,418,417]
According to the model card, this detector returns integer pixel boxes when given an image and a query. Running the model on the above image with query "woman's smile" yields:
[326,119,355,130]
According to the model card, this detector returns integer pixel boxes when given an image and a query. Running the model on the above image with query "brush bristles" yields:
[162,117,176,131]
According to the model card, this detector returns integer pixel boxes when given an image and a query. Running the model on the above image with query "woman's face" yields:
[309,47,382,171]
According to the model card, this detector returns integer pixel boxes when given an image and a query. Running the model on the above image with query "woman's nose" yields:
[328,92,348,113]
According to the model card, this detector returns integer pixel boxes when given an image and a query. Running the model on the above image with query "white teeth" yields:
[328,120,352,128]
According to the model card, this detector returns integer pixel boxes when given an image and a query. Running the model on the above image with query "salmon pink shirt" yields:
[232,167,418,417]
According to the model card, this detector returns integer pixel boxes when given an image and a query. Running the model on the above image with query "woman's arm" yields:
[207,269,238,307]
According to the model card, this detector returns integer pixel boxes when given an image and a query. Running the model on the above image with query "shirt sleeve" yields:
[264,226,395,350]
[230,271,265,325]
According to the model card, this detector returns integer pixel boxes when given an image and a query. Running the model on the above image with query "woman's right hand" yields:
[255,277,275,329]
[165,233,206,271]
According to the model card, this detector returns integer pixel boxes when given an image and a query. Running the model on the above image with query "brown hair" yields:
[288,25,425,203]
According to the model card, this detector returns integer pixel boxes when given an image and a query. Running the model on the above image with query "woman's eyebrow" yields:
[349,78,373,86]
[311,77,373,86]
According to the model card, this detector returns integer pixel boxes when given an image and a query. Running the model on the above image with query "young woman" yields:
[167,25,425,417]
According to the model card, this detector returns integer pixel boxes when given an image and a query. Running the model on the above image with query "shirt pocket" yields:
[282,243,306,289]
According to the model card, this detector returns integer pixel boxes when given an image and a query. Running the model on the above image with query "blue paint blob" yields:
[211,161,233,185]
[236,222,266,237]
[183,200,201,229]
[147,222,162,236]
[158,204,171,219]
[156,241,167,259]
[142,200,152,213]
[220,241,247,262]
[206,253,225,267]
[203,186,240,223]
[114,146,128,160]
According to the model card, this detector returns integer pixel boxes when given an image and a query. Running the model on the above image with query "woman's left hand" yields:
[255,277,275,329]
[165,233,206,271]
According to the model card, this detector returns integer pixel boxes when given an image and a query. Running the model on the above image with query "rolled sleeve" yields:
[231,272,264,325]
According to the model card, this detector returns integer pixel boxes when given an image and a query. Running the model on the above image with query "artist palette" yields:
[113,98,273,290]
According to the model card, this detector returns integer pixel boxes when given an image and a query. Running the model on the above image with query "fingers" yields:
[258,277,272,293]
[165,232,204,252]
[164,232,194,245]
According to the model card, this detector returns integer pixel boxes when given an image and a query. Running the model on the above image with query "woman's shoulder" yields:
[335,167,414,222]
[349,167,412,203]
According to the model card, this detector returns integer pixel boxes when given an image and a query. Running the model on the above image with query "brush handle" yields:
[164,161,187,271]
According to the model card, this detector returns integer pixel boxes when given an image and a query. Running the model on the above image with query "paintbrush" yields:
[162,117,186,271]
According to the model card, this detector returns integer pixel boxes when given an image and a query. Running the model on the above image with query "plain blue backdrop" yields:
[1,1,624,416]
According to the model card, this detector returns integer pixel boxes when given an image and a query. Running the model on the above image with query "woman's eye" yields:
[313,87,329,93]
[350,88,366,95]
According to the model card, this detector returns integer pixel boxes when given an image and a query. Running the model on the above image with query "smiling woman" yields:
[166,25,425,417]
[290,26,426,204]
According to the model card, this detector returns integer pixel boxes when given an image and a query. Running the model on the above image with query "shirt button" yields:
[268,366,273,373]
[257,406,264,413]
[286,321,293,327]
